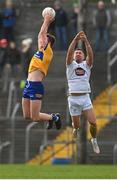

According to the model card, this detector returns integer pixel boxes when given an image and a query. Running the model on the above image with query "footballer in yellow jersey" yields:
[22,14,61,130]
[28,34,54,76]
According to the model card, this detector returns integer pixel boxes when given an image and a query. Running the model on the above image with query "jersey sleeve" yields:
[85,61,93,69]
[66,60,74,69]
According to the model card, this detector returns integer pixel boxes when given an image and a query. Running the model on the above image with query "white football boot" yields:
[91,138,100,154]
[72,128,80,139]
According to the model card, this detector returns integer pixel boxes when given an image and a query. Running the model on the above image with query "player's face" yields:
[74,50,85,63]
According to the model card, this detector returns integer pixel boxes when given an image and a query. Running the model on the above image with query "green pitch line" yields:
[0,165,117,179]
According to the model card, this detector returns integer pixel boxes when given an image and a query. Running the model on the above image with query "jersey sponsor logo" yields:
[75,67,85,76]
[34,51,44,60]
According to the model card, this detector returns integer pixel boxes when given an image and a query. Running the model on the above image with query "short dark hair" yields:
[75,48,83,52]
[47,33,56,48]
[75,48,85,55]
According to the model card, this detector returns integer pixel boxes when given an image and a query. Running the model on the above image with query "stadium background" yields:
[0,0,117,178]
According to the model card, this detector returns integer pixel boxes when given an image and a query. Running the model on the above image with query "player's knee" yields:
[89,122,97,126]
[30,115,40,121]
[88,117,96,124]
[23,114,30,120]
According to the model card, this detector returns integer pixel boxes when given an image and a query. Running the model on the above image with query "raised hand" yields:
[79,31,87,41]
[44,14,54,23]
[74,32,81,41]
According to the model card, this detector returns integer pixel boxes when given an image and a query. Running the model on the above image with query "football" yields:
[42,7,55,19]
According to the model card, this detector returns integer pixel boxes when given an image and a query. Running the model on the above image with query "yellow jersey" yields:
[28,42,53,76]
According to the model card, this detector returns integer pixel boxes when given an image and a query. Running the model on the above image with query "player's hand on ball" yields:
[44,14,54,23]
[74,32,81,41]
[42,7,55,23]
[79,31,87,41]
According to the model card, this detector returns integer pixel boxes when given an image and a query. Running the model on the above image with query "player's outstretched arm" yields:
[79,31,94,67]
[66,33,80,65]
[38,15,53,51]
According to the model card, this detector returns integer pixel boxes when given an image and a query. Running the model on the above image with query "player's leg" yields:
[30,100,61,129]
[68,96,82,138]
[30,99,51,120]
[82,94,97,139]
[83,94,100,154]
[28,81,61,129]
[71,115,80,138]
[22,97,30,119]
[22,80,31,119]
[83,108,100,154]
[83,108,97,138]
[30,100,49,120]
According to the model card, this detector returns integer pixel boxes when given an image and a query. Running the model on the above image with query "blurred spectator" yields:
[71,3,80,36]
[0,11,3,39]
[5,41,21,77]
[93,1,111,51]
[111,0,116,4]
[0,39,9,77]
[48,20,55,36]
[2,0,16,41]
[54,0,68,50]
[21,38,33,77]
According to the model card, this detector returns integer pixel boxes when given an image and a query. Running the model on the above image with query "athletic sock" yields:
[52,114,59,122]
[90,123,97,138]
[73,127,79,131]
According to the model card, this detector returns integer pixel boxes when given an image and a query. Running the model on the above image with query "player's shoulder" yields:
[67,60,76,67]
[83,60,92,69]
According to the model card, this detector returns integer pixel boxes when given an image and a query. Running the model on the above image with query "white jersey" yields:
[66,60,92,93]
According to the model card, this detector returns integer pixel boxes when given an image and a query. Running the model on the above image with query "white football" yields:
[42,7,55,19]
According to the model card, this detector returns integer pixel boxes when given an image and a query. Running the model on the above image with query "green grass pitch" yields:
[0,165,117,179]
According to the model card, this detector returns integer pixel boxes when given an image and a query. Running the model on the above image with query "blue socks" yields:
[52,114,59,122]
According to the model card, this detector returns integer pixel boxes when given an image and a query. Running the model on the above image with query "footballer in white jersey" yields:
[66,31,100,154]
[66,60,91,94]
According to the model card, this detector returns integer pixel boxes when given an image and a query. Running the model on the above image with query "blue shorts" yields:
[23,81,44,100]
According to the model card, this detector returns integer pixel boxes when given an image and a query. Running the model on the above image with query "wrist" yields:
[44,17,51,24]
[74,37,79,42]
[83,37,88,42]
[85,39,90,45]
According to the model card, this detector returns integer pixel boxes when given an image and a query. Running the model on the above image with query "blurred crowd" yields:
[49,0,112,52]
[0,0,33,83]
[93,0,112,51]
[0,0,112,82]
[49,0,80,51]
